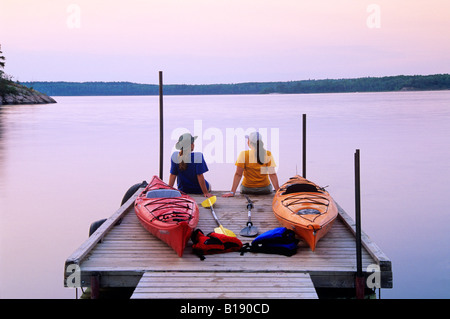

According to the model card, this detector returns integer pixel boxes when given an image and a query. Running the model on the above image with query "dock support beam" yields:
[302,114,306,178]
[354,149,364,299]
[159,71,164,180]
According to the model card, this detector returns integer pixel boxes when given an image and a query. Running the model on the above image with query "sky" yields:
[0,0,449,84]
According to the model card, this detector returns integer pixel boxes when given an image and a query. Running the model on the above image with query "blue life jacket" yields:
[241,227,299,256]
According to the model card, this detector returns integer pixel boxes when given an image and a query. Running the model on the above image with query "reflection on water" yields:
[1,91,450,298]
[0,106,4,191]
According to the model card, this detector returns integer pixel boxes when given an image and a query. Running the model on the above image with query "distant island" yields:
[20,74,450,96]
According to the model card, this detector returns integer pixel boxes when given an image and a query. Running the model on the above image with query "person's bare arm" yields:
[222,166,244,197]
[269,173,279,191]
[197,174,212,197]
[168,174,177,187]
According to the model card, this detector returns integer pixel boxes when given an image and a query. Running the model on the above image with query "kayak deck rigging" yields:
[281,193,330,222]
[143,197,194,223]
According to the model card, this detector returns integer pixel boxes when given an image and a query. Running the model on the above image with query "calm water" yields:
[1,92,449,299]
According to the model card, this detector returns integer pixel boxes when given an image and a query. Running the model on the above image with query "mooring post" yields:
[159,71,164,180]
[90,273,100,299]
[302,114,306,178]
[354,149,365,299]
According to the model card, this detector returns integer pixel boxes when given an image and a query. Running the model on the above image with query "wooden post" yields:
[90,274,100,299]
[354,149,365,299]
[159,71,164,180]
[302,114,306,178]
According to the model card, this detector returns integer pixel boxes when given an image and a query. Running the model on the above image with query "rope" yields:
[143,197,194,223]
[281,193,330,222]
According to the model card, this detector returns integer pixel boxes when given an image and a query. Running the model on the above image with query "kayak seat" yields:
[146,189,182,199]
[283,183,319,195]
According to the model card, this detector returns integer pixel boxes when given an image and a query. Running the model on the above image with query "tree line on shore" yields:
[0,44,17,97]
[1,42,449,98]
[20,74,450,96]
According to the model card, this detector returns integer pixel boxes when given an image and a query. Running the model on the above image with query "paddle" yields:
[240,195,259,237]
[201,196,237,237]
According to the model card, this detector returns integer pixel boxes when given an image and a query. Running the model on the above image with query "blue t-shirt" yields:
[170,152,210,194]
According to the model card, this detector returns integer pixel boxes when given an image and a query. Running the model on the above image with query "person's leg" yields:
[240,184,272,195]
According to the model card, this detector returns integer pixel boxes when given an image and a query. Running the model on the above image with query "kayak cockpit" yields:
[146,189,182,198]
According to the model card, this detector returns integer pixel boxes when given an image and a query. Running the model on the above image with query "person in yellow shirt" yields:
[222,132,279,197]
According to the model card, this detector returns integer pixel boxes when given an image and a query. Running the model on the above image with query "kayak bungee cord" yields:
[281,193,330,222]
[142,197,194,223]
[155,211,192,223]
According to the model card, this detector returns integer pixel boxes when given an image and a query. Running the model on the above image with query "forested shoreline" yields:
[21,74,450,96]
[0,44,56,105]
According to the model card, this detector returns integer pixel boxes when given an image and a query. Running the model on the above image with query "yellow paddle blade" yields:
[201,195,217,208]
[214,225,237,237]
[201,196,236,237]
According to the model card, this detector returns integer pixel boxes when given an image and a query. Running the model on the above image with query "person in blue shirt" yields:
[168,133,212,197]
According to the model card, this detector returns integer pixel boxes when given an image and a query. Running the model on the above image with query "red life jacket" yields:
[191,229,242,260]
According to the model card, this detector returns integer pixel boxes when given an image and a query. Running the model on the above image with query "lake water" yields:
[1,91,449,299]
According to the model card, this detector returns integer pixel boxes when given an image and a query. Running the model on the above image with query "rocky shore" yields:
[0,82,56,105]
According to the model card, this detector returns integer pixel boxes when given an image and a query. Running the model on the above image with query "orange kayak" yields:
[135,176,199,257]
[272,175,338,251]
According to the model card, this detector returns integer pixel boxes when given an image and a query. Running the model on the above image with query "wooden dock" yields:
[64,188,392,299]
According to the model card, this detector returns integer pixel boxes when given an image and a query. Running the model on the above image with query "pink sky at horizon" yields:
[0,0,449,84]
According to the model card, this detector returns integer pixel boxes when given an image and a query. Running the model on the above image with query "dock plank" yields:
[131,272,318,299]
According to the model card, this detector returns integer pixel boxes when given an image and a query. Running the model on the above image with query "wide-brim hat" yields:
[175,133,198,150]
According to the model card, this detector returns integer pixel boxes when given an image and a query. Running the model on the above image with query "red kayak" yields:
[134,176,199,257]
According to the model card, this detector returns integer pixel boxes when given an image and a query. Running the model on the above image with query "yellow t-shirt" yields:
[236,150,276,188]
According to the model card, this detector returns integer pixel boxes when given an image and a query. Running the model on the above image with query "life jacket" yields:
[191,229,243,260]
[240,227,299,256]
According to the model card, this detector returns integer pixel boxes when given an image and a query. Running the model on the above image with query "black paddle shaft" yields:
[245,195,254,225]
[241,195,258,237]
